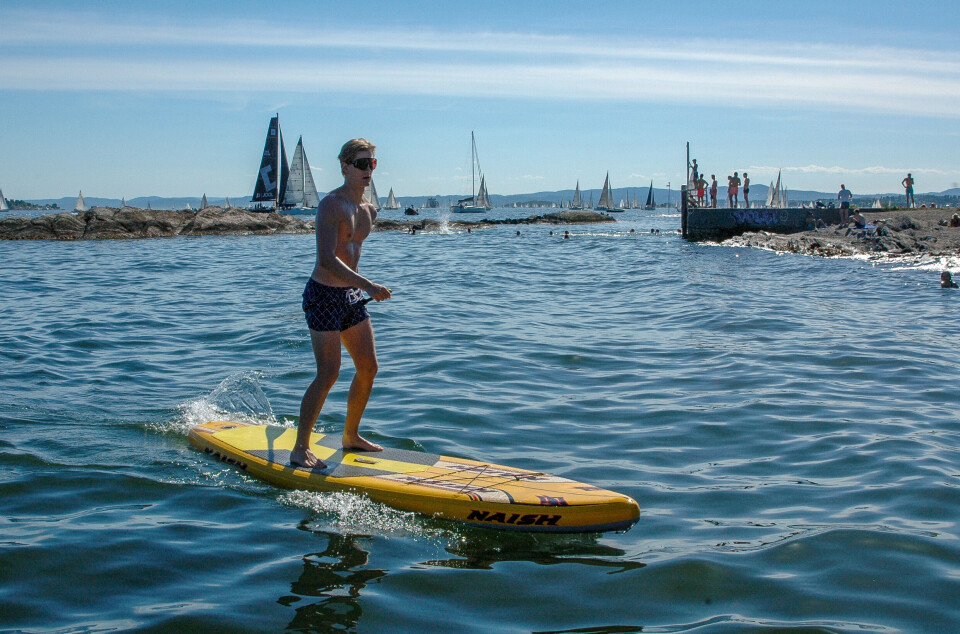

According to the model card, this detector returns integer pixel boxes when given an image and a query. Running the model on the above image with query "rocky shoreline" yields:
[0,207,614,241]
[721,207,960,259]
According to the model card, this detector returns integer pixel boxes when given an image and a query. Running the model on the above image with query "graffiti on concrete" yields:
[732,208,792,227]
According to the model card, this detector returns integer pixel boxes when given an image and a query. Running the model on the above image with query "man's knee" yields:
[315,366,340,390]
[355,357,379,382]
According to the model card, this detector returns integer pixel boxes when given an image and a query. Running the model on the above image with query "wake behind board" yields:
[189,421,640,533]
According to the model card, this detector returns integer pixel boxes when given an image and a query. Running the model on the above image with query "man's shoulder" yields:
[319,192,351,215]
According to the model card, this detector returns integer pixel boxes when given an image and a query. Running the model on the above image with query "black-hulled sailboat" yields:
[251,115,290,211]
[643,181,656,210]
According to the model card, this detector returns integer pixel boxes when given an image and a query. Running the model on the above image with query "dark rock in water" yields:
[180,207,309,236]
[0,206,314,241]
[1,207,614,241]
[0,212,85,240]
[82,207,191,239]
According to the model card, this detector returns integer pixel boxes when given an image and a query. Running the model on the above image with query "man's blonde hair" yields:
[338,138,376,164]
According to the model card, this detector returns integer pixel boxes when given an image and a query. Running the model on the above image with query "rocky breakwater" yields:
[722,208,960,259]
[0,206,314,240]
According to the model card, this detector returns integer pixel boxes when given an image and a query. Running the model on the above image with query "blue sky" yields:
[2,0,959,200]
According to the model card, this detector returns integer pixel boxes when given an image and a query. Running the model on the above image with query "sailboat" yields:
[384,188,401,209]
[453,131,492,213]
[364,179,381,211]
[283,136,320,209]
[225,197,232,209]
[0,189,8,211]
[200,194,208,209]
[596,173,624,212]
[570,181,584,210]
[765,170,787,208]
[120,197,126,208]
[643,181,656,210]
[75,191,88,212]
[250,115,290,211]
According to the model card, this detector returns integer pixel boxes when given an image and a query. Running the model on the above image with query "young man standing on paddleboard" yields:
[291,138,392,469]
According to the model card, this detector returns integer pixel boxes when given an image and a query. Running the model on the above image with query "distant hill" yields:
[30,195,256,210]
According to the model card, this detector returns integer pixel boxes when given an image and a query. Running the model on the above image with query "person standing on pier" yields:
[709,175,718,208]
[742,173,750,208]
[696,175,707,206]
[837,184,853,224]
[727,172,741,208]
[292,138,393,469]
[902,173,915,208]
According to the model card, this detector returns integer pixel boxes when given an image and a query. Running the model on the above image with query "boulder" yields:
[179,207,311,236]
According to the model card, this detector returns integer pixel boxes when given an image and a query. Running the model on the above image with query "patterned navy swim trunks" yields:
[302,278,369,332]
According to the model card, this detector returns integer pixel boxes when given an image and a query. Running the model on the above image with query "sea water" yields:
[1,208,959,632]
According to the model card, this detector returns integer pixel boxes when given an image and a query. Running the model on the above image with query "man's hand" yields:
[367,283,392,302]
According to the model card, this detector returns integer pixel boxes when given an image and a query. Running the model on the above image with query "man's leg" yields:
[292,329,342,468]
[340,318,382,452]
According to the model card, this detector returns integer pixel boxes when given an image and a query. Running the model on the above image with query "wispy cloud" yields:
[751,164,955,176]
[4,9,960,117]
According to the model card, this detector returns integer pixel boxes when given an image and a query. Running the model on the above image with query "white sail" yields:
[364,179,381,210]
[121,197,126,208]
[571,181,582,209]
[453,131,492,212]
[385,188,400,209]
[477,175,491,208]
[200,193,208,208]
[75,191,87,212]
[0,189,8,211]
[597,173,614,209]
[283,136,320,208]
[767,171,782,208]
[225,197,231,208]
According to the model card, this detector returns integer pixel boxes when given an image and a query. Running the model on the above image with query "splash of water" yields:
[280,489,456,540]
[155,371,283,435]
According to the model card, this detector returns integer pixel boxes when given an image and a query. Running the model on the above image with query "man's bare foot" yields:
[290,445,326,469]
[342,435,383,452]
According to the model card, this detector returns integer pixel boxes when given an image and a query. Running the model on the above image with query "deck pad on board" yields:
[189,421,640,533]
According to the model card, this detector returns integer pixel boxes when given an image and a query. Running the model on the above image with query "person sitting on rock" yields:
[849,209,866,228]
[949,214,960,227]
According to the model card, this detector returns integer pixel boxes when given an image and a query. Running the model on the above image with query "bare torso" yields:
[310,188,378,287]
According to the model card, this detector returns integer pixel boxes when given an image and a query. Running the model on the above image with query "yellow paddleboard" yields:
[189,421,640,533]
